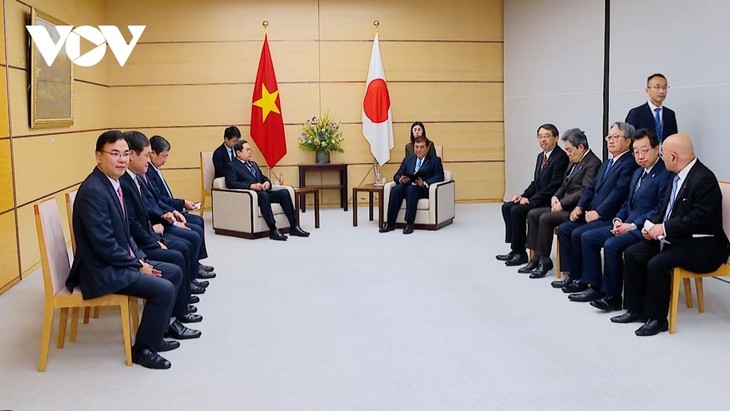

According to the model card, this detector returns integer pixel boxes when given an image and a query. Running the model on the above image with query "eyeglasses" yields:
[633,149,652,157]
[101,150,130,158]
[537,134,554,139]
[604,135,626,141]
[648,85,669,91]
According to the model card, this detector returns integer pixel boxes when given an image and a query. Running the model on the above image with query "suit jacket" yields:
[393,153,445,187]
[66,168,145,299]
[553,150,602,210]
[120,172,162,251]
[521,145,569,207]
[577,151,639,220]
[615,158,670,228]
[225,159,270,190]
[146,163,185,211]
[625,103,678,141]
[213,143,233,178]
[137,172,176,225]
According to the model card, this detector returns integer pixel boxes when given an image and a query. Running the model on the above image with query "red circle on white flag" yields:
[363,78,391,123]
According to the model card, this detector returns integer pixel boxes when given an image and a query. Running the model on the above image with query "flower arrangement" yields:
[298,112,344,153]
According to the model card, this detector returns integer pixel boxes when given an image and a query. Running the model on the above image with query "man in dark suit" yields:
[553,122,639,292]
[213,125,241,178]
[379,135,445,235]
[612,134,730,336]
[523,128,602,278]
[497,124,569,267]
[567,130,670,307]
[625,73,678,143]
[65,130,184,370]
[225,140,310,241]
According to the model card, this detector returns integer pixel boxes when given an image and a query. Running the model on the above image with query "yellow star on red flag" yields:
[252,84,280,122]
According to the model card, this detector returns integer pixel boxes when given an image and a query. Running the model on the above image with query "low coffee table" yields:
[294,187,320,228]
[352,184,384,228]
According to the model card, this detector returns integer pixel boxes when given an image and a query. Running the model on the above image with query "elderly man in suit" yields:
[553,122,639,292]
[625,73,678,143]
[497,124,569,267]
[566,130,670,307]
[522,128,602,278]
[213,125,241,178]
[380,135,445,235]
[65,130,184,370]
[613,134,730,336]
[225,140,310,241]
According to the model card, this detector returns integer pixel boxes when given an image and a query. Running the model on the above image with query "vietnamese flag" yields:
[250,34,286,168]
[362,33,394,166]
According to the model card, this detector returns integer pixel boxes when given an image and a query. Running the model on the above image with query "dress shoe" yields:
[197,270,217,279]
[199,264,215,272]
[495,251,516,261]
[192,279,209,288]
[165,320,202,340]
[177,313,203,323]
[635,319,669,336]
[590,294,623,312]
[610,311,645,324]
[562,280,588,293]
[403,224,414,235]
[188,295,200,304]
[269,229,287,241]
[131,346,171,370]
[551,278,572,288]
[529,260,554,278]
[187,304,198,314]
[289,226,310,237]
[568,288,604,302]
[504,253,528,266]
[379,224,396,233]
[189,283,206,294]
[155,340,180,352]
[517,260,539,274]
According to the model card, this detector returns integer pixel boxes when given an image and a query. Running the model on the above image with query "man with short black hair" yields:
[625,73,678,143]
[213,126,242,178]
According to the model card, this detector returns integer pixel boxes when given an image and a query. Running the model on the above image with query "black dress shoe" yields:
[590,294,623,312]
[551,277,572,288]
[189,283,206,294]
[187,304,198,314]
[132,347,171,369]
[562,280,588,293]
[496,251,516,261]
[188,295,200,304]
[192,279,209,288]
[177,313,203,323]
[155,340,180,352]
[403,224,414,234]
[610,311,645,324]
[504,253,528,266]
[289,226,310,237]
[197,270,217,279]
[379,224,396,233]
[165,320,202,340]
[269,229,287,241]
[199,264,215,272]
[568,288,604,302]
[529,260,554,278]
[517,260,539,274]
[635,319,669,336]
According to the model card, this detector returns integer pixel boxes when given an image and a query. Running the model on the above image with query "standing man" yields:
[213,126,241,178]
[225,140,310,241]
[625,73,678,143]
[496,124,569,267]
[379,135,445,235]
[613,134,729,336]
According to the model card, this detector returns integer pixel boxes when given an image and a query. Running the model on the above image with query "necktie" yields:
[635,171,648,192]
[228,148,233,161]
[602,159,613,178]
[664,175,680,221]
[654,108,663,142]
[116,187,135,258]
[245,161,256,177]
[540,154,548,171]
[415,158,423,172]
[157,169,173,197]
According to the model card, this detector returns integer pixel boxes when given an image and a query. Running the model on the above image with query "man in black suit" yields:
[225,140,310,241]
[497,124,569,267]
[379,135,445,235]
[569,130,669,306]
[625,73,678,143]
[213,125,241,178]
[65,130,184,369]
[523,128,602,278]
[612,134,730,336]
[553,122,639,292]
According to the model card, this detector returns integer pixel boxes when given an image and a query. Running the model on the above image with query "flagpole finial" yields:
[373,20,379,33]
[262,20,269,31]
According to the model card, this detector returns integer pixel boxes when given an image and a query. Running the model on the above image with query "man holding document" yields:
[380,135,444,234]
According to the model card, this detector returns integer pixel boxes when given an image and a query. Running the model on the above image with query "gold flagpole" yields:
[371,20,385,186]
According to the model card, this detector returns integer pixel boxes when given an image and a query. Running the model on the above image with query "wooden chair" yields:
[35,198,132,371]
[200,151,214,216]
[669,181,730,334]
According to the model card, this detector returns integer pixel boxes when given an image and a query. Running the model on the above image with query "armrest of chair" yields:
[211,178,259,233]
[428,172,455,223]
[382,181,397,213]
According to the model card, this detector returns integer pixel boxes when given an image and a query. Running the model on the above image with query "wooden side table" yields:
[352,184,384,228]
[297,163,348,211]
[294,187,320,228]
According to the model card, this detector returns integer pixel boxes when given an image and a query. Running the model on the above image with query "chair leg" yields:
[38,305,55,372]
[129,297,140,334]
[57,308,69,348]
[70,308,80,342]
[199,192,206,217]
[695,278,705,313]
[669,270,681,334]
[93,306,100,318]
[119,302,133,366]
[555,240,561,279]
[83,307,91,324]
[683,278,693,308]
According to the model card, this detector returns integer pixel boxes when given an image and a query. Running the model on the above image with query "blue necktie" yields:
[654,108,663,142]
[245,161,256,177]
[415,158,423,172]
[664,175,680,221]
[602,159,613,178]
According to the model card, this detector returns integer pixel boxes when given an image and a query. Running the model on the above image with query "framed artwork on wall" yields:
[28,8,74,128]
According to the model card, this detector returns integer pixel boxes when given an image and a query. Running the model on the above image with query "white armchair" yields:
[382,170,455,230]
[211,177,295,239]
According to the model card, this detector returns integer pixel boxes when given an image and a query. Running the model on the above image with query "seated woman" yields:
[404,121,437,158]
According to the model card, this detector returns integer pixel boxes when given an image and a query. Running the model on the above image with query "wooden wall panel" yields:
[0,67,9,137]
[0,140,13,212]
[447,161,503,202]
[0,211,20,290]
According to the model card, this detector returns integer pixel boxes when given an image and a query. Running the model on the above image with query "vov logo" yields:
[26,25,145,67]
